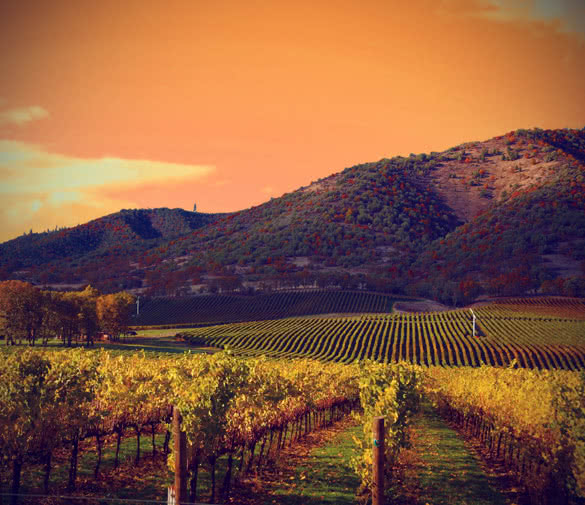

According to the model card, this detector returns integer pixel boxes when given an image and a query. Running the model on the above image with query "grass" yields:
[392,400,508,505]
[0,329,220,357]
[234,418,362,505]
[286,422,361,505]
[4,429,172,504]
[9,427,240,504]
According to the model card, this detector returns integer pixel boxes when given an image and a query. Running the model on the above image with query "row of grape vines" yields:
[134,289,398,325]
[2,349,420,504]
[490,296,585,308]
[181,310,585,369]
[426,366,585,505]
[479,296,585,319]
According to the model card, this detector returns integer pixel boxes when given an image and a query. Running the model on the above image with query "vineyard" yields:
[133,289,401,326]
[180,304,585,369]
[425,366,585,503]
[0,349,420,505]
[477,296,585,320]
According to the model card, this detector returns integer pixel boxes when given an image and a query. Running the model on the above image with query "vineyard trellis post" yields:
[170,406,187,505]
[373,416,385,505]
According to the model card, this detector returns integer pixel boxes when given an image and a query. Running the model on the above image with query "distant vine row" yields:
[180,310,585,369]
[135,289,399,325]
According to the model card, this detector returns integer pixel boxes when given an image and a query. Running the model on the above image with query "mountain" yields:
[413,127,585,302]
[0,208,226,290]
[1,127,584,302]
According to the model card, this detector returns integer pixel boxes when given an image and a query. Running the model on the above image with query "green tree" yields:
[96,291,136,341]
[0,280,44,345]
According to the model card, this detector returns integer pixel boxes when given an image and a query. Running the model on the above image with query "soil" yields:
[429,137,561,223]
[393,300,452,313]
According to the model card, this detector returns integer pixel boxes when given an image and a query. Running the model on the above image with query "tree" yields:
[75,285,100,347]
[96,292,135,341]
[0,281,44,345]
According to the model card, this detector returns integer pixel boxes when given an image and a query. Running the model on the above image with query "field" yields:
[2,295,585,505]
[474,296,585,320]
[133,289,405,326]
[180,299,585,369]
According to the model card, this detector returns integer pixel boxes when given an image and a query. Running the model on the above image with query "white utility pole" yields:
[136,296,140,316]
[470,308,476,337]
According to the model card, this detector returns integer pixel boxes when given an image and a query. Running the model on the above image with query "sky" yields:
[0,0,584,242]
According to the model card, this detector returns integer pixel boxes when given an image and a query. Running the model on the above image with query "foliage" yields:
[0,280,44,345]
[350,361,421,500]
[0,349,362,503]
[426,365,585,503]
[96,291,136,340]
[0,281,135,346]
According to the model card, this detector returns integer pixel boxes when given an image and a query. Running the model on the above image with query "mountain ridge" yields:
[1,127,584,302]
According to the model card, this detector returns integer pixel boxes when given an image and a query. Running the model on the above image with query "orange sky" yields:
[0,0,584,241]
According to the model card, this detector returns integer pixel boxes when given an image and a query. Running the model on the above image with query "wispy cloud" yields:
[476,0,585,35]
[0,140,215,241]
[0,105,49,126]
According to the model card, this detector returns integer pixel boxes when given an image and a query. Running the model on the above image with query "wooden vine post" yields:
[170,406,187,505]
[372,416,385,505]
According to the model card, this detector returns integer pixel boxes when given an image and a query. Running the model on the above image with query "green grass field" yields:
[0,329,218,358]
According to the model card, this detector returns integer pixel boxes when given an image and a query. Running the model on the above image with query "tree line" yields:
[0,280,136,346]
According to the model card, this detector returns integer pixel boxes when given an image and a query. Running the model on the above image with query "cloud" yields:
[0,140,215,241]
[0,106,49,126]
[475,0,585,35]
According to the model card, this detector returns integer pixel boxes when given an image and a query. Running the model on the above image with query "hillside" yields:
[414,128,585,302]
[0,208,225,290]
[1,127,584,302]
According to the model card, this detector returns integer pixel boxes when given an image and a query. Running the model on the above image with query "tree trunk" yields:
[257,436,267,469]
[151,424,156,460]
[496,431,503,459]
[266,430,274,462]
[246,442,256,473]
[221,452,234,501]
[163,429,171,454]
[135,425,141,465]
[68,436,79,491]
[210,455,217,503]
[115,429,123,468]
[43,451,52,494]
[189,451,200,504]
[10,458,22,505]
[94,434,102,479]
[237,447,245,473]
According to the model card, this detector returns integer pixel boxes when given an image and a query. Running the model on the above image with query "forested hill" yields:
[0,208,225,283]
[1,127,584,303]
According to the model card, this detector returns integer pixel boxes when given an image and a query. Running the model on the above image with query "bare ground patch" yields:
[394,300,453,313]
